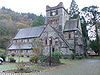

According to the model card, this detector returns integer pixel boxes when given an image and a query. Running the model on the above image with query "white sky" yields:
[0,0,100,15]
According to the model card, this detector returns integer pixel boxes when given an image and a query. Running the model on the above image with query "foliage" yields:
[11,53,15,57]
[16,64,25,70]
[62,56,68,59]
[9,57,16,62]
[31,38,44,63]
[0,38,10,49]
[39,55,48,63]
[51,51,61,63]
[26,55,30,57]
[75,56,83,59]
[80,5,100,56]
[0,7,41,49]
[81,6,100,39]
[29,56,38,63]
[52,51,61,59]
[0,49,6,53]
[20,53,24,57]
[16,63,31,73]
[71,53,75,60]
[0,20,17,37]
[89,40,99,53]
[39,51,61,64]
[69,0,79,19]
[71,53,84,60]
[16,22,30,29]
[21,13,37,20]
[0,49,6,61]
[0,54,6,61]
[96,22,100,29]
[32,15,45,27]
[0,19,17,49]
[32,48,41,57]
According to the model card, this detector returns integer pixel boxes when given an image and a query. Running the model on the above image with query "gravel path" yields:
[0,59,100,75]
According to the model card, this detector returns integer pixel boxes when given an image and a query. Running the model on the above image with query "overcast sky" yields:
[0,0,100,15]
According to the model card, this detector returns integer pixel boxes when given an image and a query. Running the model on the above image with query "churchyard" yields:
[0,56,76,73]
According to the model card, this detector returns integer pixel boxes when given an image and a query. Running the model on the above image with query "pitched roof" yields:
[64,19,79,31]
[8,42,33,50]
[14,26,45,39]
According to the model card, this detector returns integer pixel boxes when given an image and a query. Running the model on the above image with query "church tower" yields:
[46,2,69,32]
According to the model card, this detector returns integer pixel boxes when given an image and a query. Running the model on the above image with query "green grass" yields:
[0,57,78,72]
[0,56,30,72]
[6,56,30,62]
[60,59,77,65]
[0,63,17,72]
[90,56,100,59]
[30,66,50,71]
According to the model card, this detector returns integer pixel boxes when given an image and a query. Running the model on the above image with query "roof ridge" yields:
[19,25,46,30]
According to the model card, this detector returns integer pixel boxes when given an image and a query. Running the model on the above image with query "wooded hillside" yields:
[0,7,45,49]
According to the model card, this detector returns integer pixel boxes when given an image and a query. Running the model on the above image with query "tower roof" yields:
[46,2,68,13]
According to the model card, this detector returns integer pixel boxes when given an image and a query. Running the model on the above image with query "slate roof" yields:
[8,42,33,50]
[14,26,45,40]
[64,19,79,31]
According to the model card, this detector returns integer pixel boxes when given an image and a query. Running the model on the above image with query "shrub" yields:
[0,49,6,61]
[0,54,6,61]
[62,55,68,59]
[39,51,61,64]
[75,56,83,59]
[51,51,61,63]
[39,55,48,63]
[26,55,29,57]
[9,57,16,62]
[52,51,61,58]
[0,49,5,53]
[71,54,75,60]
[16,64,25,70]
[16,64,31,73]
[29,56,38,63]
[20,54,24,57]
[11,53,15,57]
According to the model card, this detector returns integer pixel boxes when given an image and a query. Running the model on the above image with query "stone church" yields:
[8,2,84,56]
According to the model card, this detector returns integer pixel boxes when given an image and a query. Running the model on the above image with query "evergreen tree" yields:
[32,15,45,27]
[69,0,79,19]
[89,40,99,53]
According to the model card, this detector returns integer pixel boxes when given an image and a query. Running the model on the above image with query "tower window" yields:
[68,32,71,39]
[50,9,58,16]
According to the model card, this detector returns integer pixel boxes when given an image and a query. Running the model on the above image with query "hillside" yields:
[0,7,45,49]
[0,7,38,28]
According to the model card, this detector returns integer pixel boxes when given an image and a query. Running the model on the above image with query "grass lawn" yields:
[0,63,17,72]
[29,65,50,71]
[0,56,30,72]
[6,56,30,62]
[0,57,78,72]
[60,59,77,65]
